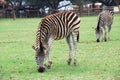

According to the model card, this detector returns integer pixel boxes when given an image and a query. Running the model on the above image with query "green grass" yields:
[0,14,120,80]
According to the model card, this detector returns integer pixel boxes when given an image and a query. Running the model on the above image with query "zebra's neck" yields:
[97,14,101,31]
[36,27,47,48]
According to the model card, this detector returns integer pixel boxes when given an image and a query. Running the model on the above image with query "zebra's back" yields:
[98,10,114,26]
[38,11,80,41]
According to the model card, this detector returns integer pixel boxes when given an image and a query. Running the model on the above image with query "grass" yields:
[0,14,120,80]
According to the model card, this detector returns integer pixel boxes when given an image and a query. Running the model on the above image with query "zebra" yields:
[95,10,114,42]
[32,11,80,72]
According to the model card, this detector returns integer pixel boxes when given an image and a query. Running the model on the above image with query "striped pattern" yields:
[36,11,80,47]
[96,10,114,42]
[33,11,80,71]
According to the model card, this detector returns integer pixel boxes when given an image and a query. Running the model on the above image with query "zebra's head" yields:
[32,44,47,72]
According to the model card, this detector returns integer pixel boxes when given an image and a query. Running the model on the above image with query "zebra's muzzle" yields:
[96,39,100,42]
[37,66,46,72]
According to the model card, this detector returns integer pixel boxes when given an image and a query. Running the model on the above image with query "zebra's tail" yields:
[77,31,79,42]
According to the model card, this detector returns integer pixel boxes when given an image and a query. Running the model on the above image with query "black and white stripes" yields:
[36,11,80,43]
[95,10,114,42]
[33,11,80,72]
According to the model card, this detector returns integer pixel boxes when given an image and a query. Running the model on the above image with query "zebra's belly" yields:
[54,35,67,40]
[53,32,69,40]
[53,29,69,40]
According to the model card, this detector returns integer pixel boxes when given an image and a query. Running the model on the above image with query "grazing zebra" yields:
[95,10,114,42]
[32,11,80,72]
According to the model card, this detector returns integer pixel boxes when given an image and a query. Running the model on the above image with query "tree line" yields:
[0,0,120,19]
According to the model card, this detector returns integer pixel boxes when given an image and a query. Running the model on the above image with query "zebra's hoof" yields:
[67,61,71,65]
[96,39,100,42]
[67,58,72,65]
[47,65,51,69]
[74,63,76,66]
[74,59,76,66]
[105,39,107,42]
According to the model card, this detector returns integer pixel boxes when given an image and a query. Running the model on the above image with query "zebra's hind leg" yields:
[71,32,78,66]
[103,26,107,42]
[108,25,111,40]
[66,34,72,65]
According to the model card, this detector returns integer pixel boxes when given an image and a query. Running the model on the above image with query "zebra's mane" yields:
[36,19,45,50]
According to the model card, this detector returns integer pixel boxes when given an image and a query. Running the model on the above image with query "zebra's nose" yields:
[96,39,100,42]
[38,66,46,73]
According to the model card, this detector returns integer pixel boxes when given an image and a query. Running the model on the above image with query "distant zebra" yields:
[95,10,114,42]
[32,11,80,72]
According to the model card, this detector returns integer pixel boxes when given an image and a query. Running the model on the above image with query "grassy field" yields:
[0,14,120,80]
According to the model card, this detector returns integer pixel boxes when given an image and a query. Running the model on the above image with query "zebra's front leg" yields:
[66,34,72,65]
[101,28,104,42]
[108,25,111,41]
[104,30,107,42]
[46,38,53,69]
[45,47,52,69]
[47,51,52,69]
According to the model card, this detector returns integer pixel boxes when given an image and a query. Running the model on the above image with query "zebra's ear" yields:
[110,11,114,16]
[32,46,36,51]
